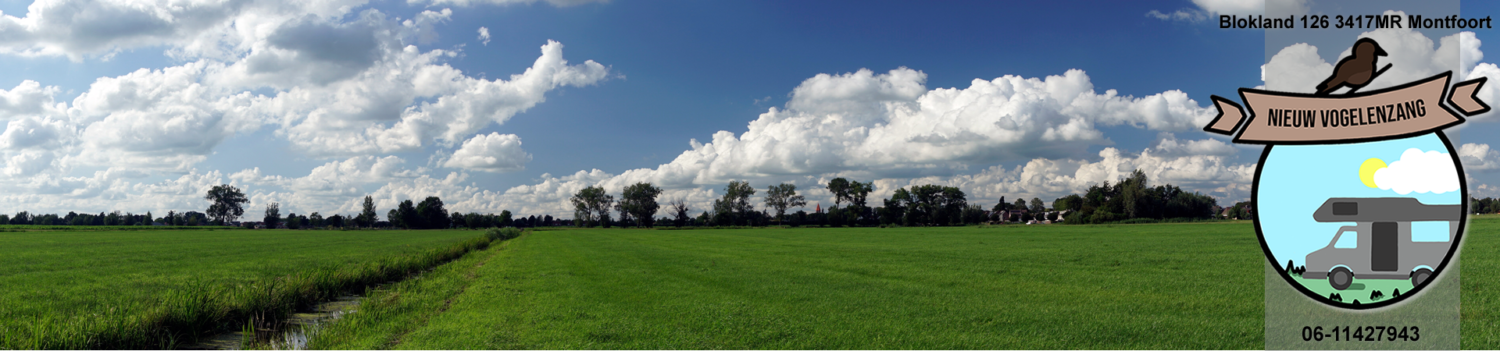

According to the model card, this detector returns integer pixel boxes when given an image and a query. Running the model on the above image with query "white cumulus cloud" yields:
[443,133,531,173]
[264,39,610,156]
[477,27,490,45]
[69,61,264,172]
[0,29,607,172]
[1460,142,1500,171]
[1374,148,1460,195]
[580,67,1218,189]
[0,0,621,218]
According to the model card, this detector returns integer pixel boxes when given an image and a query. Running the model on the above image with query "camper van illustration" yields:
[1301,197,1461,291]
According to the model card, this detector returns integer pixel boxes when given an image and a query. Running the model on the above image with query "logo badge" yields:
[1203,38,1488,308]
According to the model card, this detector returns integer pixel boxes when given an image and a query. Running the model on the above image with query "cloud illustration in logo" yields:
[1374,148,1459,194]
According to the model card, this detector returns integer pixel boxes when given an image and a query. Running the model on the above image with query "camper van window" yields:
[1412,221,1450,242]
[1332,202,1358,215]
[1334,230,1358,248]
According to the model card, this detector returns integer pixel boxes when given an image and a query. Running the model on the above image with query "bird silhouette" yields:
[1315,38,1391,95]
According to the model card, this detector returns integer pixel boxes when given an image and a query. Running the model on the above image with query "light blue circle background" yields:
[1258,133,1462,269]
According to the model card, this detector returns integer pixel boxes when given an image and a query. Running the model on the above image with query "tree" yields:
[1030,197,1045,214]
[848,181,873,225]
[883,188,912,225]
[940,187,968,225]
[286,212,302,229]
[1229,201,1255,220]
[613,201,632,227]
[718,181,757,225]
[462,213,477,229]
[387,209,401,228]
[450,212,465,229]
[962,205,986,225]
[619,182,664,227]
[827,178,852,206]
[827,205,846,227]
[1053,194,1083,212]
[309,212,324,228]
[669,199,690,228]
[898,185,967,226]
[908,185,943,225]
[1120,169,1152,219]
[712,198,733,226]
[849,181,873,209]
[1043,169,1219,224]
[416,196,449,229]
[764,183,807,225]
[205,184,249,224]
[395,200,418,229]
[477,214,493,228]
[263,203,281,229]
[359,195,378,228]
[570,186,613,227]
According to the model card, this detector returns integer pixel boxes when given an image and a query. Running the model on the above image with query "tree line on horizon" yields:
[1472,197,1500,214]
[1048,169,1233,224]
[568,168,1229,228]
[0,184,567,230]
[254,192,566,230]
[0,170,1239,229]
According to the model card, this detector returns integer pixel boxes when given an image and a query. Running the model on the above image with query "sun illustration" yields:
[1359,157,1388,188]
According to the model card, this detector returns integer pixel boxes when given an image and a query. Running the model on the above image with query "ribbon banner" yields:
[1204,72,1490,144]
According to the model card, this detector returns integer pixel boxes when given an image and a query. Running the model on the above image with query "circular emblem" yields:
[1254,132,1466,308]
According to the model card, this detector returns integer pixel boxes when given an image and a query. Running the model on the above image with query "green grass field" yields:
[6,218,1494,349]
[311,222,1266,349]
[310,217,1500,349]
[0,227,494,348]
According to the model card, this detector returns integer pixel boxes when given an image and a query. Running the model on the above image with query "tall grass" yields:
[0,229,518,349]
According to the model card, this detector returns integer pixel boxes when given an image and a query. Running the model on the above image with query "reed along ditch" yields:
[7,227,523,350]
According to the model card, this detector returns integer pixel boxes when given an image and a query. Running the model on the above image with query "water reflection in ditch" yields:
[187,296,361,350]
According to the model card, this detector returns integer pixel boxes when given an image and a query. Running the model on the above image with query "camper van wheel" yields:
[1329,267,1353,290]
[1412,268,1433,287]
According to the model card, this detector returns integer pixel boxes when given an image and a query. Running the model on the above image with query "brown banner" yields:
[1204,72,1490,145]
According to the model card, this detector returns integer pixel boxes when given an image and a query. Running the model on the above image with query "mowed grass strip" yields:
[313,223,1267,349]
[307,231,520,349]
[0,228,498,349]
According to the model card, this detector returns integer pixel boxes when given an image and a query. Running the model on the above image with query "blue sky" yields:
[0,0,1493,220]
